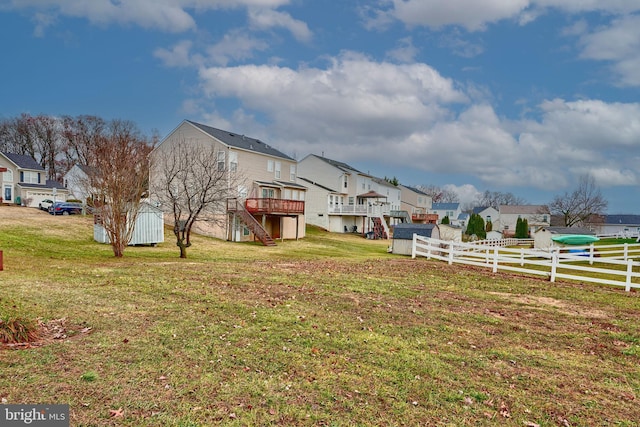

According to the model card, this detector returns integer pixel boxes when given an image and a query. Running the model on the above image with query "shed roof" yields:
[541,226,595,235]
[186,120,294,161]
[393,223,438,240]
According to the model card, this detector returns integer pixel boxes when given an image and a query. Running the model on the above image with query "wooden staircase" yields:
[227,199,276,246]
[372,216,389,240]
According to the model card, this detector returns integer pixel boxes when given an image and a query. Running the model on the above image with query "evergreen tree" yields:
[515,217,529,238]
[486,220,492,232]
[441,215,450,225]
[465,213,486,239]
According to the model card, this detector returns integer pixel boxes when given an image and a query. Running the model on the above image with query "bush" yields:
[0,302,40,344]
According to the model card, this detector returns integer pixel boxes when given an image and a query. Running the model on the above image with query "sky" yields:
[1,1,639,213]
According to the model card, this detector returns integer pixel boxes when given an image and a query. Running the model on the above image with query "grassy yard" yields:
[0,206,639,426]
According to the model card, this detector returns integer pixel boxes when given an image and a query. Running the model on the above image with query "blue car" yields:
[48,202,83,215]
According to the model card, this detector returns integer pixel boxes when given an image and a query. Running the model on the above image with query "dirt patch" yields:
[1,318,92,350]
[488,291,609,318]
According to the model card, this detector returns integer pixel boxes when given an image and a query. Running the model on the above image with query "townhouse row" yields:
[2,119,638,244]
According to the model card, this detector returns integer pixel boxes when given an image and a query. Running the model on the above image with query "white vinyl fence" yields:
[411,234,640,292]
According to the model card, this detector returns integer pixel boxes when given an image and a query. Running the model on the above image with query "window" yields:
[275,161,281,179]
[21,171,40,184]
[543,215,548,223]
[290,165,296,181]
[262,188,274,198]
[229,152,238,172]
[348,197,354,205]
[284,189,292,199]
[217,151,225,171]
[3,169,13,182]
[267,160,274,172]
[237,185,248,199]
[343,176,348,189]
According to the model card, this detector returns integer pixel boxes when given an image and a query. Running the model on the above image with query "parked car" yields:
[39,199,54,211]
[48,202,83,215]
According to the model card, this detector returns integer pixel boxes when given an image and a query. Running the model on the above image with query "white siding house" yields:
[496,205,550,237]
[297,154,392,238]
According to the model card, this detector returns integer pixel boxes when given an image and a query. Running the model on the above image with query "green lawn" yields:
[1,207,639,426]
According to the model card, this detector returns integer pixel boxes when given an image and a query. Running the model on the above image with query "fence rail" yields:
[411,234,640,292]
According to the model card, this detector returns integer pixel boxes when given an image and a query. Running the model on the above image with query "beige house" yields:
[496,205,550,237]
[151,120,306,245]
[399,184,437,224]
[0,151,68,207]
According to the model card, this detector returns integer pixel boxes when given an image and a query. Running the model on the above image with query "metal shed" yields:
[392,223,440,255]
[94,201,165,246]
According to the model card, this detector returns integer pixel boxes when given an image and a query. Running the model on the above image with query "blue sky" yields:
[1,1,639,213]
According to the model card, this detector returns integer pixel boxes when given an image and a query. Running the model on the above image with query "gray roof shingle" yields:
[1,152,44,171]
[187,120,294,161]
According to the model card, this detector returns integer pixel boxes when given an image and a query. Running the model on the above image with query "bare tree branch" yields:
[151,140,243,258]
[549,174,608,227]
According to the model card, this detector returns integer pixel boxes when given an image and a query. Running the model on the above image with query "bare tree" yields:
[150,141,239,258]
[60,115,106,171]
[416,184,459,203]
[30,115,62,181]
[0,114,38,157]
[549,174,608,227]
[475,190,527,208]
[86,120,155,257]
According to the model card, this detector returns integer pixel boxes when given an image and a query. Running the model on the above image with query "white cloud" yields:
[577,14,640,86]
[194,53,640,191]
[3,0,294,33]
[154,40,194,67]
[369,0,640,31]
[247,7,312,42]
[373,0,530,31]
[385,37,419,63]
[206,30,270,66]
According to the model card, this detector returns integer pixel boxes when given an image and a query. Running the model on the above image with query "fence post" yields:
[485,249,489,265]
[411,233,417,259]
[492,247,499,273]
[589,244,595,265]
[427,238,432,260]
[550,250,558,282]
[520,248,525,267]
[625,259,633,292]
[624,243,629,261]
[448,241,454,265]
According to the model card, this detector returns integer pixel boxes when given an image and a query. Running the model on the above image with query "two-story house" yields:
[430,202,462,225]
[495,205,550,236]
[399,185,437,224]
[151,120,306,245]
[0,151,68,207]
[298,154,395,238]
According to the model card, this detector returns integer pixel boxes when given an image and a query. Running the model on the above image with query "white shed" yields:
[94,202,164,246]
[392,223,440,255]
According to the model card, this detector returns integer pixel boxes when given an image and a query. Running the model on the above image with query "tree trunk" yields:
[176,239,188,258]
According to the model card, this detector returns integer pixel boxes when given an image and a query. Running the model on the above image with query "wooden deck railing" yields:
[244,198,304,215]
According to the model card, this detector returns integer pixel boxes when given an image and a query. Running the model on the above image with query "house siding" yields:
[151,121,305,242]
